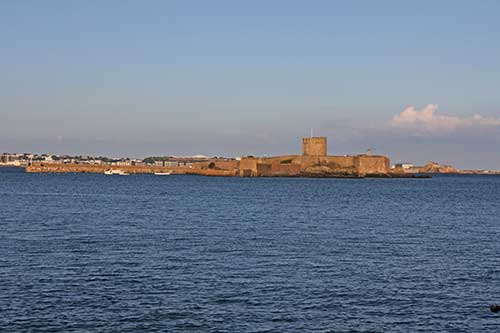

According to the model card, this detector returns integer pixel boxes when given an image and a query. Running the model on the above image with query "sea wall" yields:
[239,157,259,176]
[354,155,390,176]
[26,163,237,176]
[255,163,301,177]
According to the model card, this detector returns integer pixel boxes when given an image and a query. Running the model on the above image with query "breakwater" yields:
[25,163,237,177]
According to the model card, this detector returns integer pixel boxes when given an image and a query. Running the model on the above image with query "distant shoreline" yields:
[23,163,426,178]
[14,164,500,178]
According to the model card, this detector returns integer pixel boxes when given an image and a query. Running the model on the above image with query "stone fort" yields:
[237,136,390,177]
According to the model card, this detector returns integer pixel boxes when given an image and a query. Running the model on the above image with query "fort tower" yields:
[302,137,327,156]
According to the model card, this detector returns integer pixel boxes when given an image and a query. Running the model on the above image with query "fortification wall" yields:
[256,163,272,176]
[299,155,321,170]
[300,155,355,170]
[192,160,239,171]
[240,156,302,176]
[299,155,357,176]
[213,160,239,170]
[254,163,302,177]
[325,156,356,168]
[239,157,259,176]
[261,155,301,164]
[325,156,357,174]
[299,155,389,176]
[271,163,301,176]
[184,169,237,176]
[354,155,390,175]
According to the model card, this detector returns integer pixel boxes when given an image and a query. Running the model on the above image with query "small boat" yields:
[104,169,129,175]
[154,172,171,176]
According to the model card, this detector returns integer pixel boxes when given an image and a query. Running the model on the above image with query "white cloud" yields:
[391,104,500,133]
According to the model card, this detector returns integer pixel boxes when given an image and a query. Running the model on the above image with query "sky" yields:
[1,1,500,168]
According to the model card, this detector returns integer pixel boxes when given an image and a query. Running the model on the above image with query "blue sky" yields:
[1,1,499,168]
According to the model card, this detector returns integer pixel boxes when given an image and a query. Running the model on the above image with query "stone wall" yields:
[26,163,237,176]
[255,163,301,176]
[354,155,390,176]
[271,163,301,176]
[191,160,239,171]
[239,156,301,176]
[256,163,272,176]
[299,156,356,172]
[239,157,259,176]
[325,156,358,174]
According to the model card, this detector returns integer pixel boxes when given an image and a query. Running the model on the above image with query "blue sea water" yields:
[1,167,499,332]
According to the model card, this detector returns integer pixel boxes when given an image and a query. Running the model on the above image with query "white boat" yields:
[154,172,171,176]
[104,169,129,175]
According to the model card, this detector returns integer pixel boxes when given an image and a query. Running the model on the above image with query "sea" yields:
[1,167,499,332]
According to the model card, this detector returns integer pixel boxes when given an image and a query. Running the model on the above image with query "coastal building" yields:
[236,137,389,177]
[302,137,327,156]
[0,153,22,166]
[395,163,413,169]
[130,160,143,166]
